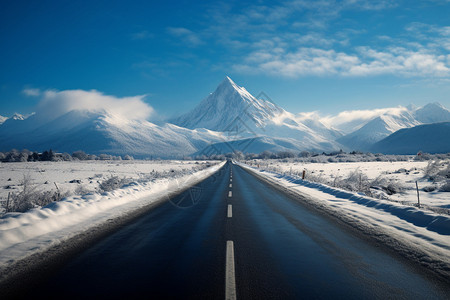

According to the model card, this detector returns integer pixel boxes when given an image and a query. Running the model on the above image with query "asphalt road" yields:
[20,162,449,299]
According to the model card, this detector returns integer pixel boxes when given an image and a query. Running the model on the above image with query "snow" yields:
[337,102,450,152]
[337,110,420,151]
[244,159,449,210]
[2,78,450,157]
[237,161,450,277]
[0,110,225,158]
[0,160,225,269]
[414,102,450,124]
[0,160,217,202]
[171,76,342,152]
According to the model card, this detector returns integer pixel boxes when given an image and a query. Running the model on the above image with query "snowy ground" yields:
[0,160,215,211]
[0,160,225,274]
[244,159,450,212]
[237,161,450,279]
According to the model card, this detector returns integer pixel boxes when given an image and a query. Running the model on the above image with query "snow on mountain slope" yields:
[172,76,342,152]
[0,113,36,136]
[413,102,450,124]
[172,76,283,131]
[371,122,450,154]
[296,115,343,140]
[0,110,224,158]
[337,110,420,151]
[320,107,412,135]
[0,115,7,125]
[0,77,342,157]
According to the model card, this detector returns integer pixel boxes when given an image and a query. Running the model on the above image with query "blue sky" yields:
[1,0,450,120]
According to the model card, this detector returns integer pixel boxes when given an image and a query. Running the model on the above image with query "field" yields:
[244,159,450,212]
[0,160,214,214]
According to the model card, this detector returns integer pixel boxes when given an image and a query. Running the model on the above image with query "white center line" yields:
[228,191,232,198]
[229,183,232,188]
[227,204,232,218]
[230,179,232,182]
[226,241,236,300]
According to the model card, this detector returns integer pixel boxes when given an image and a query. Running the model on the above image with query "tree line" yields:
[0,149,134,162]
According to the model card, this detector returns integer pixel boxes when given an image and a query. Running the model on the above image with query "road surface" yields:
[16,162,450,299]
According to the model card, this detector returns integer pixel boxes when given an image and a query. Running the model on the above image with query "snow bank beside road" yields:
[0,161,225,270]
[238,162,450,279]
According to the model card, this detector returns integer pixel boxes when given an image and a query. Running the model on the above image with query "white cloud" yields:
[199,1,450,80]
[22,88,41,97]
[320,106,409,131]
[131,30,154,40]
[37,89,154,120]
[234,47,361,77]
[167,27,203,46]
[234,45,450,78]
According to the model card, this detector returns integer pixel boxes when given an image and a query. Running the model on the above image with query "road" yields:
[19,162,449,299]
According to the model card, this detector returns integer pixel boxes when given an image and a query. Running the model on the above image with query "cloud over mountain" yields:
[36,89,154,121]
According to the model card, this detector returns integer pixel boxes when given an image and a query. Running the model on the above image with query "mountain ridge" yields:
[1,77,450,156]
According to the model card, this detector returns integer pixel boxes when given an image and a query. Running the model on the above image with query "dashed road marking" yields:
[226,241,236,300]
[228,191,232,198]
[227,204,232,218]
[229,183,232,188]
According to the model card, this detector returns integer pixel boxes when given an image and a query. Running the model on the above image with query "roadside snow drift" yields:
[0,161,225,269]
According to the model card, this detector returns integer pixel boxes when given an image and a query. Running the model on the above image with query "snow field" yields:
[0,160,225,269]
[0,160,215,208]
[245,160,449,210]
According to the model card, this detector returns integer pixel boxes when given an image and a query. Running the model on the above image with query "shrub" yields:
[99,176,131,192]
[4,174,68,213]
[423,185,437,192]
[439,181,450,192]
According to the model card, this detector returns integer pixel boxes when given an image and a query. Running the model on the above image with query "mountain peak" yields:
[216,76,253,99]
[423,102,446,110]
[11,113,26,120]
[414,102,450,124]
[170,77,283,131]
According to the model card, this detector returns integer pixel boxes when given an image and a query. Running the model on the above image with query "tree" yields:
[41,150,54,161]
[72,150,88,160]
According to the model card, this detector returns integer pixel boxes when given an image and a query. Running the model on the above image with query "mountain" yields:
[0,110,224,158]
[413,102,450,124]
[172,76,284,132]
[2,76,448,157]
[337,110,420,151]
[371,122,450,154]
[1,77,344,157]
[0,115,7,125]
[172,76,342,152]
[195,136,308,156]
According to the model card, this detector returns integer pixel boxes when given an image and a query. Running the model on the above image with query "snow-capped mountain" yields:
[1,76,449,156]
[337,110,420,151]
[336,102,450,152]
[371,122,450,154]
[0,115,7,125]
[0,110,224,158]
[172,76,342,152]
[172,76,284,131]
[413,102,450,124]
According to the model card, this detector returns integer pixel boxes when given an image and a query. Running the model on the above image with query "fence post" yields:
[302,170,306,180]
[415,181,420,208]
[6,192,10,213]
